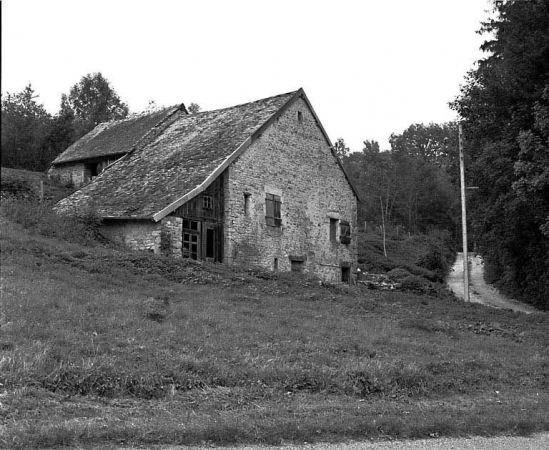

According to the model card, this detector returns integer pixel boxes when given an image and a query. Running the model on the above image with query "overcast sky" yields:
[2,0,492,152]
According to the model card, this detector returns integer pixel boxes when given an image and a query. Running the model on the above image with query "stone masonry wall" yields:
[48,164,88,187]
[161,216,183,257]
[100,220,163,253]
[100,217,182,256]
[224,97,358,283]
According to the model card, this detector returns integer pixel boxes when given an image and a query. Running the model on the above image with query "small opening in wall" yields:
[330,218,338,243]
[274,258,279,270]
[244,193,251,216]
[341,267,350,283]
[291,260,304,273]
[203,195,213,210]
[297,111,303,122]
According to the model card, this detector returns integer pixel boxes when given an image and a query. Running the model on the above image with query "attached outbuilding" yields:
[48,105,188,187]
[55,89,359,283]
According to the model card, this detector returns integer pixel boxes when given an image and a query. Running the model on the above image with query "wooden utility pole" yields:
[458,124,469,302]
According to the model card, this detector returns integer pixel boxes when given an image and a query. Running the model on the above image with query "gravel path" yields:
[121,433,549,449]
[446,253,537,314]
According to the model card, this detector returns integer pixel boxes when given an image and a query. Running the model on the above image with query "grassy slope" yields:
[1,169,548,449]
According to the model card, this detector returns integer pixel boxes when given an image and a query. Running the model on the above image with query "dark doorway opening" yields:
[206,228,215,259]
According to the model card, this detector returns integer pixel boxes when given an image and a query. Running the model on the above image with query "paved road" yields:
[446,253,537,314]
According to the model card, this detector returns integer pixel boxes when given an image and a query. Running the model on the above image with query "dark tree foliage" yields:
[1,85,53,171]
[64,72,129,139]
[390,122,460,183]
[451,0,549,310]
[187,102,201,114]
[341,128,459,236]
[334,138,350,159]
[2,73,130,172]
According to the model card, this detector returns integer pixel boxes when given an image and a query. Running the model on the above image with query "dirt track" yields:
[446,253,537,314]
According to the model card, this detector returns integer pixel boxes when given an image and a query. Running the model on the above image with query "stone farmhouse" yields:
[55,89,359,283]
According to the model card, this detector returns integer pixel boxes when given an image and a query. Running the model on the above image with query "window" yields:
[330,218,338,243]
[182,219,200,259]
[244,193,251,216]
[274,258,279,270]
[341,267,350,283]
[340,221,351,245]
[183,219,199,231]
[297,111,303,122]
[182,233,198,259]
[291,260,304,273]
[265,193,281,227]
[203,195,213,210]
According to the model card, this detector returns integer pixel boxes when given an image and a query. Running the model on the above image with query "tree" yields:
[389,122,459,180]
[63,72,129,139]
[451,0,549,309]
[188,102,201,114]
[333,138,349,159]
[514,87,549,236]
[1,84,52,171]
[341,130,460,237]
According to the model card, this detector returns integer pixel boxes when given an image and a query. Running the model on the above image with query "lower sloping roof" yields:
[56,91,297,219]
[52,105,185,165]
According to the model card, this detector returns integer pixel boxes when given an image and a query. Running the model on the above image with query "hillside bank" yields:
[1,168,548,449]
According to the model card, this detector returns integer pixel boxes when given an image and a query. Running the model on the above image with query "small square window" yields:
[203,195,213,210]
[291,260,304,273]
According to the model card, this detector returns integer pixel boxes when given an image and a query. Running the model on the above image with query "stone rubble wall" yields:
[224,96,358,283]
[48,164,88,187]
[160,216,183,257]
[99,217,183,256]
[100,220,162,253]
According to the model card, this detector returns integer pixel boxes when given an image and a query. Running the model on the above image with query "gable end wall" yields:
[224,97,357,282]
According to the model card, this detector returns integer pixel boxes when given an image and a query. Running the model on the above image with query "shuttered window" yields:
[340,221,351,244]
[265,193,282,227]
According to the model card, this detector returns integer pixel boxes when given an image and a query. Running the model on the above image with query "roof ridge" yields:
[192,90,299,116]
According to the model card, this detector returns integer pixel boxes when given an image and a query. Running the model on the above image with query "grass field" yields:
[1,168,548,449]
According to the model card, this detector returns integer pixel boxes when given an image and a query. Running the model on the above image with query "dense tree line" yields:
[340,122,460,239]
[451,0,549,310]
[1,73,129,172]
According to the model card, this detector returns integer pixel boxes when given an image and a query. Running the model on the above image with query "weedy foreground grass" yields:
[1,170,548,449]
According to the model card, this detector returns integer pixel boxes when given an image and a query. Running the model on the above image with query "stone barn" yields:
[56,89,359,283]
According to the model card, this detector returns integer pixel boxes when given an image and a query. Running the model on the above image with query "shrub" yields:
[386,268,413,281]
[0,197,102,246]
[399,275,435,295]
[416,245,450,282]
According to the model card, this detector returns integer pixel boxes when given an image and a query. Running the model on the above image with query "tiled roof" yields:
[56,91,297,219]
[51,105,184,165]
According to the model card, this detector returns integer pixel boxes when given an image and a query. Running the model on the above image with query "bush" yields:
[386,268,413,281]
[416,243,453,282]
[0,178,36,200]
[399,275,435,295]
[0,197,102,246]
